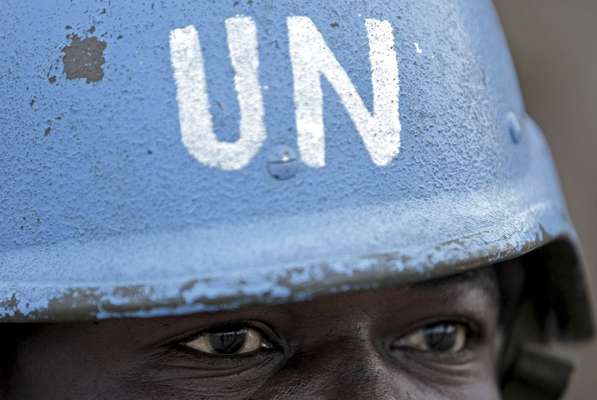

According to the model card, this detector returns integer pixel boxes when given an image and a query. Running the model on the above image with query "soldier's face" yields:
[8,269,500,399]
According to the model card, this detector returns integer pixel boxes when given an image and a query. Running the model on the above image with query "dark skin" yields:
[6,269,500,399]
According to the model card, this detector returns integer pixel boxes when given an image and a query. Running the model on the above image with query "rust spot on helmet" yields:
[62,34,107,83]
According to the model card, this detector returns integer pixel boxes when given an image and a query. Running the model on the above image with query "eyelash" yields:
[399,316,484,342]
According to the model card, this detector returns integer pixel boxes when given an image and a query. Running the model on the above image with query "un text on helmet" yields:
[169,16,401,171]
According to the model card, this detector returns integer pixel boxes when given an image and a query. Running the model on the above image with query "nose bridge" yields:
[332,346,402,400]
[264,334,403,400]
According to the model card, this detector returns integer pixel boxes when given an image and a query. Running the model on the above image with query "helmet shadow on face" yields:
[0,266,501,400]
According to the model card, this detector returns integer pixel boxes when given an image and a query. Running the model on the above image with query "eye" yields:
[183,327,274,356]
[390,322,469,354]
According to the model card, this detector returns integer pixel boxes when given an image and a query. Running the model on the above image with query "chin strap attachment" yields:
[501,345,573,400]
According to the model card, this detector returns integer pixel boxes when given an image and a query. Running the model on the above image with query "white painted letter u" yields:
[170,17,265,171]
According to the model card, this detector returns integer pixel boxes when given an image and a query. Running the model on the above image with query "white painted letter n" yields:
[288,17,401,167]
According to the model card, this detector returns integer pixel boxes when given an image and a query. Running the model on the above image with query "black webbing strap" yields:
[501,345,573,400]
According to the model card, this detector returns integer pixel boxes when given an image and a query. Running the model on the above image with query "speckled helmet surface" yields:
[0,0,592,342]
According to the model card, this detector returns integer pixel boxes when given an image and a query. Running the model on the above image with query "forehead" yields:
[277,267,499,317]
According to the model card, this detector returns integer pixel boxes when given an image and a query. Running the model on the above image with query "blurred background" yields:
[493,1,597,398]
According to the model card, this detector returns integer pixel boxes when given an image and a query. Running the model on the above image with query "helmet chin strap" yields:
[498,301,573,399]
[497,261,574,400]
[502,344,573,400]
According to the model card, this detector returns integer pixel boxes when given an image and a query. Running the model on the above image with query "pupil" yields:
[208,329,247,354]
[423,324,457,352]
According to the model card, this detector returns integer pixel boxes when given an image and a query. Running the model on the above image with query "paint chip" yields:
[62,35,107,83]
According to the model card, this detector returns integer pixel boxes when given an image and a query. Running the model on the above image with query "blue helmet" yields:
[0,0,592,358]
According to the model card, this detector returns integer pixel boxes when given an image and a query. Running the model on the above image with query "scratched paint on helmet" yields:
[62,34,107,83]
